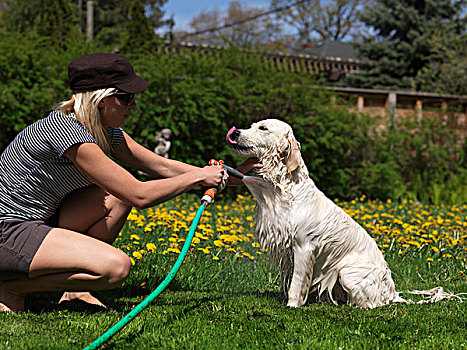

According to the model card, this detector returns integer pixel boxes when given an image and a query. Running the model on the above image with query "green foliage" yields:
[380,111,465,203]
[0,30,63,150]
[34,0,78,49]
[415,30,467,95]
[343,0,466,91]
[0,28,108,151]
[2,0,79,49]
[0,28,464,203]
[119,0,161,54]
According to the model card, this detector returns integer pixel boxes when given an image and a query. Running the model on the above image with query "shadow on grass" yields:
[24,285,283,314]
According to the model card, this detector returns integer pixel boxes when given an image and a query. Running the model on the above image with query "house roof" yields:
[297,40,359,60]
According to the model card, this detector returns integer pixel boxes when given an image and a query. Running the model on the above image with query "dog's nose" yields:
[226,126,240,145]
[230,129,240,141]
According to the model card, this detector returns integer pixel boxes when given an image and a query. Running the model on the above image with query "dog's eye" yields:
[258,125,268,131]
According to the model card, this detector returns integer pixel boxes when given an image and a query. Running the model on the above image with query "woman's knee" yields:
[103,250,132,288]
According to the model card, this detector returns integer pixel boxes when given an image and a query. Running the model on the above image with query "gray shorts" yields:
[0,220,53,280]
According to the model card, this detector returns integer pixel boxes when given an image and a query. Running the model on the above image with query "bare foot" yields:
[0,283,26,313]
[59,292,106,309]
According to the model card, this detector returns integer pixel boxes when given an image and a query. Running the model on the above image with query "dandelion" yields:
[120,193,465,269]
[133,251,143,259]
[146,243,157,252]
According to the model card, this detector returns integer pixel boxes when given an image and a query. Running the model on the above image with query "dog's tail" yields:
[400,286,467,304]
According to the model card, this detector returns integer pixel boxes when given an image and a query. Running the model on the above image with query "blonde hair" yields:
[55,88,117,154]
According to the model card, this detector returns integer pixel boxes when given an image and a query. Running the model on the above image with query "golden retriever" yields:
[226,119,407,308]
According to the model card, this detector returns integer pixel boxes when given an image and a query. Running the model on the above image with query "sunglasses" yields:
[113,91,135,106]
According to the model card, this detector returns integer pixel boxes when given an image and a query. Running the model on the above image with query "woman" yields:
[0,53,256,313]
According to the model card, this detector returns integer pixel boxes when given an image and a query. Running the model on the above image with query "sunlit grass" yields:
[1,192,466,349]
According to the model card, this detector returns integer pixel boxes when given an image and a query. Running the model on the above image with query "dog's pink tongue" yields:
[226,126,238,145]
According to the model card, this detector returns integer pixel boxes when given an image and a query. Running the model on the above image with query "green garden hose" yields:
[83,201,208,350]
[83,164,243,349]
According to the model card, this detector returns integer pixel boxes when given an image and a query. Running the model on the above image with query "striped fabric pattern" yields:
[0,111,124,221]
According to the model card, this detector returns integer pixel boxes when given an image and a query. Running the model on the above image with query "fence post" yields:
[415,100,422,122]
[357,96,364,114]
[387,92,397,127]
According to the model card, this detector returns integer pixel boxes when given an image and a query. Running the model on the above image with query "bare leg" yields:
[0,185,132,312]
[58,185,132,243]
[0,228,131,312]
[58,185,132,306]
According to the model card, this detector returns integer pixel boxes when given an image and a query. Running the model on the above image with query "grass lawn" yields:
[0,193,465,349]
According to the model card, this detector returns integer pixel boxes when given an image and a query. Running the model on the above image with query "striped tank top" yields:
[0,110,124,221]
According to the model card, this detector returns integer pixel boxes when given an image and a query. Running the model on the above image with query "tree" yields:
[74,0,170,48]
[34,0,77,49]
[270,0,370,43]
[179,1,285,49]
[2,0,78,47]
[416,29,467,95]
[343,0,466,91]
[120,0,160,53]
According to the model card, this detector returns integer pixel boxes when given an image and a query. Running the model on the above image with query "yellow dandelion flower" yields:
[214,240,224,247]
[213,256,220,261]
[133,251,143,259]
[408,240,421,248]
[146,243,157,252]
[426,258,434,262]
[130,234,140,240]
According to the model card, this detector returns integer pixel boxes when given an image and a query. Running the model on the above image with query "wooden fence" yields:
[328,86,467,142]
[158,41,368,80]
[158,41,466,142]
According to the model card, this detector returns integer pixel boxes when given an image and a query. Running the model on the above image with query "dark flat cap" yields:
[68,53,150,93]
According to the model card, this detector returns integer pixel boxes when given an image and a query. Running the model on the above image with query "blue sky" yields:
[162,0,271,32]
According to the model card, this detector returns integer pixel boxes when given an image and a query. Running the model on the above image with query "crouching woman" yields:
[0,53,237,312]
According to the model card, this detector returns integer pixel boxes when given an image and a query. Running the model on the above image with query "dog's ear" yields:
[280,131,301,172]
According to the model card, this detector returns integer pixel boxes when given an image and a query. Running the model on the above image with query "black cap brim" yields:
[115,74,150,94]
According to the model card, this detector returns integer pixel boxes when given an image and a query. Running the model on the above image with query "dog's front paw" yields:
[287,300,300,308]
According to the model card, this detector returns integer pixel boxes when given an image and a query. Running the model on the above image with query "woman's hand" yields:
[199,165,227,188]
[225,157,263,186]
[236,157,263,174]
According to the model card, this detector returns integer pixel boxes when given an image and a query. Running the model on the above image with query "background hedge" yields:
[0,34,465,203]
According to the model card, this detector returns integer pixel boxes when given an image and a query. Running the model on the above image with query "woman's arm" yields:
[112,132,263,184]
[64,142,225,209]
[111,132,198,178]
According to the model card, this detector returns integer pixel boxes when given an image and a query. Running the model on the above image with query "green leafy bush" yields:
[0,29,95,151]
[0,40,464,204]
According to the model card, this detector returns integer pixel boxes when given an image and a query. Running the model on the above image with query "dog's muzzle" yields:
[226,126,240,145]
